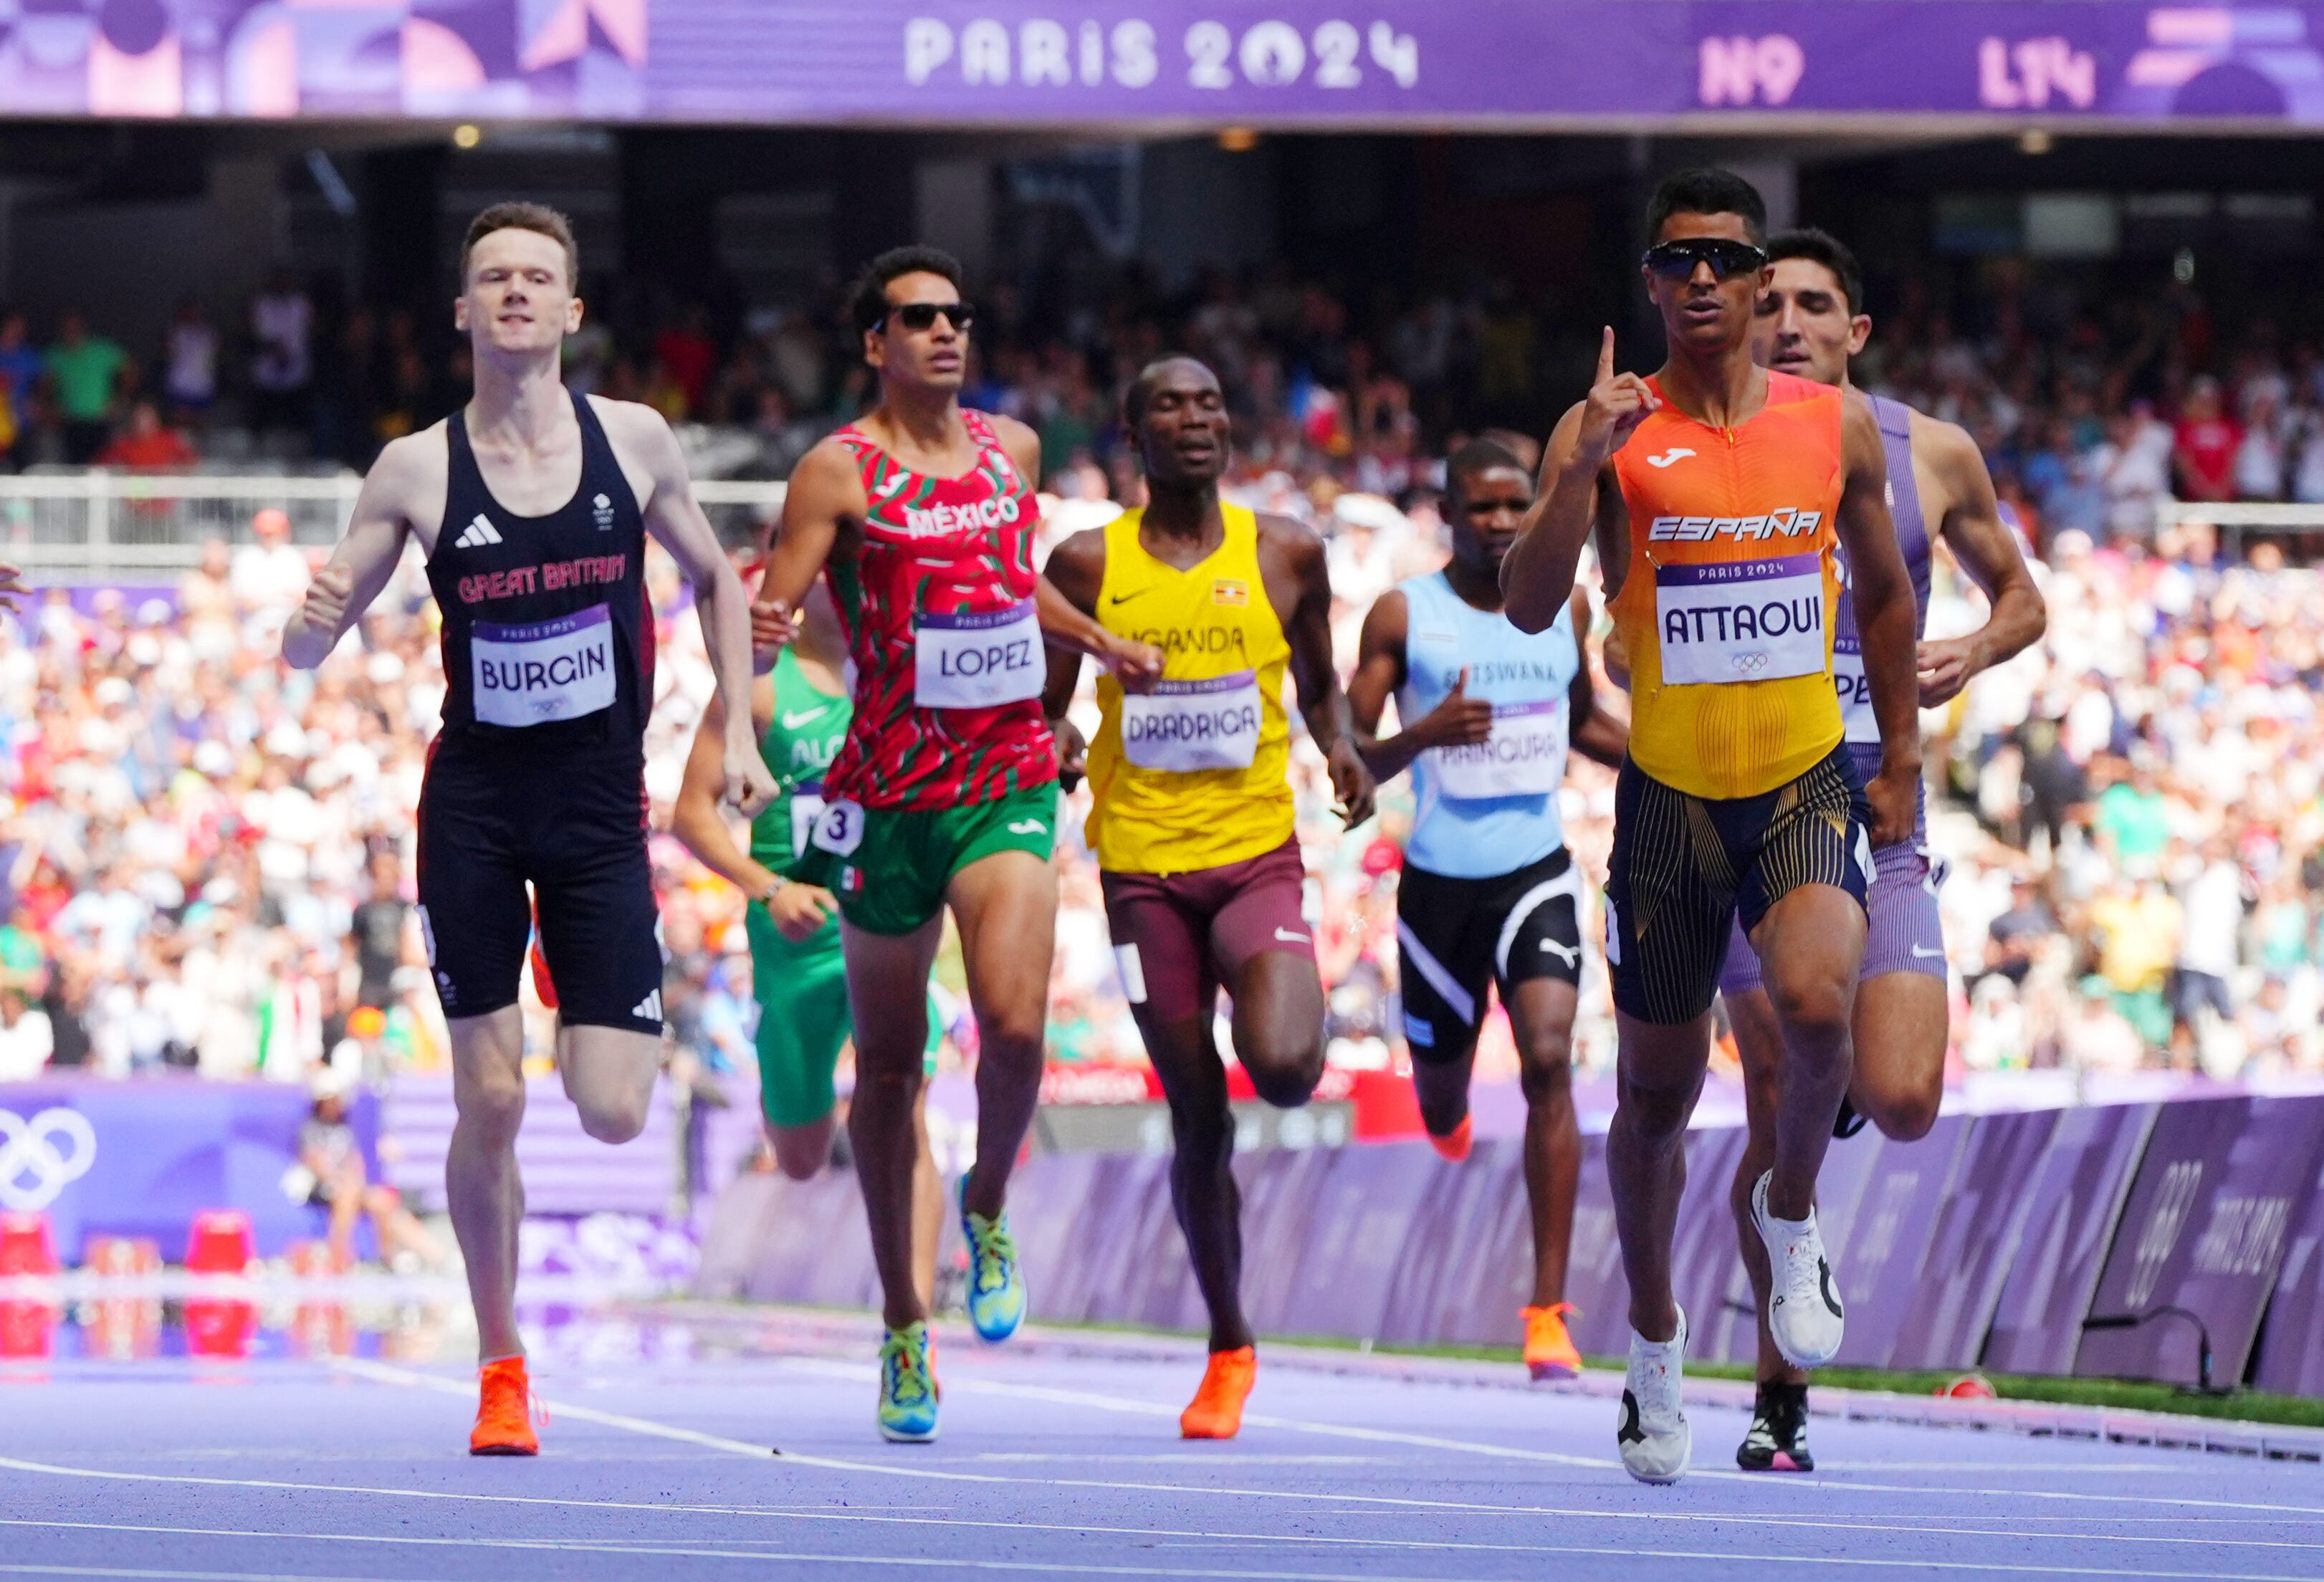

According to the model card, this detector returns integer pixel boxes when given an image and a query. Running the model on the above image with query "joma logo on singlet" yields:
[1647,509,1823,543]
[902,497,1022,536]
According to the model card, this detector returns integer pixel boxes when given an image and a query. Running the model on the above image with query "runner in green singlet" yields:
[671,577,943,1305]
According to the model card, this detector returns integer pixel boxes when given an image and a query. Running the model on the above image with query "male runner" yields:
[282,202,773,1455]
[669,578,945,1305]
[1501,168,1921,1484]
[755,246,1162,1442]
[1346,438,1627,1383]
[1041,355,1374,1440]
[1723,229,2045,1472]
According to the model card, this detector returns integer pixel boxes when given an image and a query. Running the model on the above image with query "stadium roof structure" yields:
[7,1,2324,133]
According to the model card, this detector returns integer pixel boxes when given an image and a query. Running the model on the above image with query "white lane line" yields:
[3,1516,2320,1582]
[1,1567,454,1582]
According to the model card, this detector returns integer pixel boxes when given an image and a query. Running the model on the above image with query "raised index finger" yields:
[1597,326,1615,383]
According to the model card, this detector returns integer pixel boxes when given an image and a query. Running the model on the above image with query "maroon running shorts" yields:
[1099,838,1314,1025]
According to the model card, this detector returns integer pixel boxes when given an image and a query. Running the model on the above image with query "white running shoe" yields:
[1751,1169,1845,1368]
[1617,1306,1691,1485]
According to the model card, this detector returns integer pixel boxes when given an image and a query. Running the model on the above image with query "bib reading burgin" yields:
[1609,369,1847,801]
[821,408,1056,810]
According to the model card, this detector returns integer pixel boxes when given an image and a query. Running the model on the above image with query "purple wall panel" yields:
[1376,1140,1529,1348]
[1888,1108,2062,1371]
[1273,1143,1444,1341]
[2253,1145,2324,1396]
[1830,1116,1973,1368]
[1697,1121,1884,1365]
[1236,1148,1340,1336]
[1563,1134,1630,1361]
[1668,1126,1752,1361]
[2078,1096,2324,1387]
[1984,1103,2158,1376]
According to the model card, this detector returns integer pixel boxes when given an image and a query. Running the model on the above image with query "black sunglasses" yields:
[1641,239,1768,282]
[888,301,976,332]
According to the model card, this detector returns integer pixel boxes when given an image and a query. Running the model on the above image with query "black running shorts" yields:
[1604,746,1871,1027]
[415,739,666,1034]
[1396,845,1585,1066]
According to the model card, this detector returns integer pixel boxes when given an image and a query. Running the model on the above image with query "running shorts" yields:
[1604,746,1872,1026]
[742,905,939,1129]
[1396,845,1585,1065]
[1099,838,1314,1025]
[416,740,664,1034]
[800,781,1060,937]
[1720,842,1946,996]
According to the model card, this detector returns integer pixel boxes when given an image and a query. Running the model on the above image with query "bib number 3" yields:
[810,797,866,858]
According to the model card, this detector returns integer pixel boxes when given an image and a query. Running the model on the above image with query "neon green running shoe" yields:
[876,1322,939,1443]
[960,1175,1027,1343]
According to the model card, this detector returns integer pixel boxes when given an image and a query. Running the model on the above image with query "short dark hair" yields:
[1124,355,1218,426]
[848,246,966,336]
[1644,168,1766,246]
[1766,228,1865,316]
[1445,438,1529,494]
[461,202,578,288]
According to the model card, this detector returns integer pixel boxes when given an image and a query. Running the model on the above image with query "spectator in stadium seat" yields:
[248,269,313,438]
[2174,376,2241,504]
[0,310,43,466]
[346,846,411,1012]
[44,310,128,465]
[2096,758,2171,863]
[231,509,310,613]
[2093,409,2173,542]
[2063,975,2146,1075]
[0,985,53,1082]
[161,297,219,426]
[97,401,197,471]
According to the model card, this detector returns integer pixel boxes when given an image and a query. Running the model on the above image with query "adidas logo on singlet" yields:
[453,514,504,550]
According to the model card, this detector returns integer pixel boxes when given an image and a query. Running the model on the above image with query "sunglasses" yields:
[887,301,976,332]
[1641,239,1769,282]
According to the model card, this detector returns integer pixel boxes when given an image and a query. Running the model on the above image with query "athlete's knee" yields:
[1238,1027,1324,1109]
[1768,970,1853,1055]
[454,1068,527,1146]
[576,1082,651,1145]
[1615,1068,1695,1144]
[1516,1030,1574,1105]
[976,1000,1047,1058]
[1857,1066,1941,1141]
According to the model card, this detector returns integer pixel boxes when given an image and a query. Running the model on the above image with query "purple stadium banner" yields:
[1888,1108,2063,1371]
[2077,1096,2324,1388]
[1984,1102,2157,1376]
[1830,1116,1974,1368]
[1376,1138,1529,1348]
[2252,1144,2324,1397]
[15,2,2324,126]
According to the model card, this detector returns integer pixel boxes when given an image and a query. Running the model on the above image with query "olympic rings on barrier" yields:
[0,1106,97,1212]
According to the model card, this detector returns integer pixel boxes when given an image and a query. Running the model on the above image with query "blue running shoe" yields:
[960,1175,1027,1343]
[876,1322,939,1443]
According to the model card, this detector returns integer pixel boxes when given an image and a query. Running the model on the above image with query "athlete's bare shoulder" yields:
[1042,526,1108,612]
[1907,408,1989,486]
[984,411,1041,482]
[785,433,871,517]
[363,423,452,535]
[1255,509,1326,581]
[583,393,682,461]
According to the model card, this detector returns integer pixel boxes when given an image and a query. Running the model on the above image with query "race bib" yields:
[472,605,616,727]
[1653,554,1827,686]
[1121,671,1262,772]
[1433,699,1568,799]
[789,780,826,860]
[1832,635,1880,744]
[810,796,864,858]
[914,599,1044,709]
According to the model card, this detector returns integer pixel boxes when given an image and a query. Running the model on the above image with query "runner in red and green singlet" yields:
[755,246,1161,1443]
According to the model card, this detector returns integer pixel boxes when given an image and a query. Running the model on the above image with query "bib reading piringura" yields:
[1610,370,1847,800]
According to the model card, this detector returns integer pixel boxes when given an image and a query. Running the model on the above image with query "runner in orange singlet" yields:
[1501,169,1921,1484]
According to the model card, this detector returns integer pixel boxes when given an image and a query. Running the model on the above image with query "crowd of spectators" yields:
[3,251,2324,1106]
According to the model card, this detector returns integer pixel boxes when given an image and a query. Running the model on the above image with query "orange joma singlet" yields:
[1608,369,1847,801]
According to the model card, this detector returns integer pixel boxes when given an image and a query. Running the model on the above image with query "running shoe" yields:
[1426,1113,1473,1162]
[1751,1169,1845,1368]
[1617,1306,1689,1484]
[876,1322,939,1443]
[960,1176,1028,1342]
[1180,1345,1257,1439]
[1736,1379,1815,1472]
[1521,1303,1582,1381]
[469,1356,541,1456]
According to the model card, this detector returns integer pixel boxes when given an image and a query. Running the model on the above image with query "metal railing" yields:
[0,472,790,580]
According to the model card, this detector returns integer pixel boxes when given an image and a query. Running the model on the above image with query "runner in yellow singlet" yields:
[1043,355,1374,1442]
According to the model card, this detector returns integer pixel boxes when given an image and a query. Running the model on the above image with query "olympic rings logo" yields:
[0,1106,97,1212]
[1731,651,1771,676]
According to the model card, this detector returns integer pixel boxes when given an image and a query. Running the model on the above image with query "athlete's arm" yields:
[1566,587,1629,768]
[756,439,859,663]
[283,433,428,670]
[1503,327,1654,633]
[1835,391,1921,848]
[671,684,836,944]
[1271,515,1375,828]
[1038,528,1106,790]
[1917,418,2048,707]
[611,399,778,820]
[1346,590,1492,784]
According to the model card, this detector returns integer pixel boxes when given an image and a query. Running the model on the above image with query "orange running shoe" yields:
[1180,1346,1257,1439]
[1522,1303,1582,1381]
[1427,1114,1473,1162]
[469,1356,542,1456]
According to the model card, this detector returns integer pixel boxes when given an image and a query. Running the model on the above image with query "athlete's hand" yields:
[767,881,836,943]
[1412,667,1494,749]
[1326,737,1377,829]
[287,562,353,663]
[750,597,802,674]
[1916,634,1982,708]
[724,734,780,820]
[1866,764,1917,850]
[1051,715,1089,792]
[1102,633,1166,696]
[1576,327,1660,467]
[0,562,27,614]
